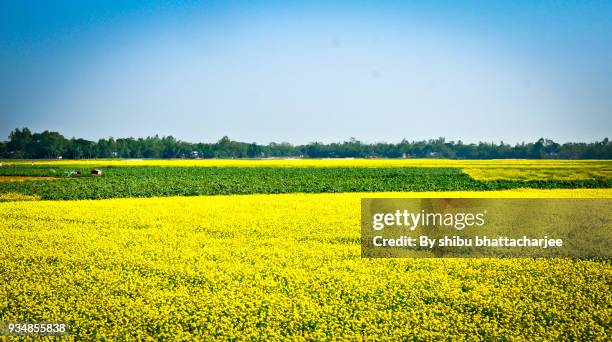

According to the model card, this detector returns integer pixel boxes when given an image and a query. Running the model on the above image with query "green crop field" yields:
[0,165,611,200]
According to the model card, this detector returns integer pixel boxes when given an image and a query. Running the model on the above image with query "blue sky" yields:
[1,0,610,144]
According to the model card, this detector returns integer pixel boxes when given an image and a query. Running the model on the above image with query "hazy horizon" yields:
[2,1,611,144]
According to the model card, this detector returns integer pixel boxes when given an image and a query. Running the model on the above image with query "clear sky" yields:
[1,0,610,144]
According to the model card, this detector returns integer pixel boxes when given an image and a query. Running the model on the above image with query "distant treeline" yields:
[1,128,611,159]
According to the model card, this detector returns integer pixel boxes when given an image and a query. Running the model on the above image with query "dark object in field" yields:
[69,170,81,177]
[91,169,102,176]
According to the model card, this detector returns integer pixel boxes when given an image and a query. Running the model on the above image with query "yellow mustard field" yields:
[0,192,40,202]
[1,189,610,340]
[3,158,610,168]
[0,176,56,183]
[462,167,611,181]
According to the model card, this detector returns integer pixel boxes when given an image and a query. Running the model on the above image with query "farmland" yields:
[3,158,611,175]
[0,159,610,340]
[0,161,610,200]
[1,190,611,340]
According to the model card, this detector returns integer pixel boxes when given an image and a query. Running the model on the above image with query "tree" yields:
[247,143,262,158]
[6,127,33,158]
[30,131,64,159]
[1,127,611,159]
